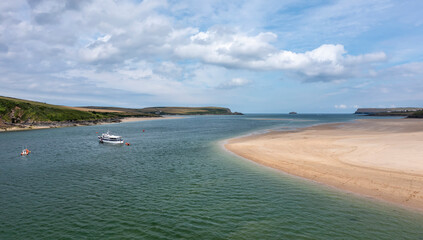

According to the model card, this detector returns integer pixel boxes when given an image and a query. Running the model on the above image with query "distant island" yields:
[289,112,297,114]
[0,96,242,131]
[354,107,423,118]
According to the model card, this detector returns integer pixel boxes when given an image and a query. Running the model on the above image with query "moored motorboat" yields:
[98,131,124,144]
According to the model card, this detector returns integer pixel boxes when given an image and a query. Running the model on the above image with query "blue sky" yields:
[0,0,422,113]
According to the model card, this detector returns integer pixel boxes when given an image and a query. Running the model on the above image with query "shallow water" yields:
[1,114,422,239]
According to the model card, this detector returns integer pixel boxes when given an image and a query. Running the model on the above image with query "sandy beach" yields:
[225,119,423,211]
[119,116,184,123]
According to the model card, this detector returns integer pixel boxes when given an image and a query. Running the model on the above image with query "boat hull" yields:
[99,139,124,144]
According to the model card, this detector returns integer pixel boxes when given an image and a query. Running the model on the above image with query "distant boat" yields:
[98,131,124,144]
[289,112,297,114]
[20,148,30,156]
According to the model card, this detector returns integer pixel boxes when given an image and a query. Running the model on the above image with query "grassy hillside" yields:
[0,96,107,123]
[0,96,157,125]
[0,96,240,127]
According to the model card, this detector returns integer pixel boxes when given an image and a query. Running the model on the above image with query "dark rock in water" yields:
[407,110,423,118]
[289,112,297,114]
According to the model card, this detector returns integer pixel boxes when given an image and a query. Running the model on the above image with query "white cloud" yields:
[79,35,119,62]
[55,64,182,97]
[0,0,387,82]
[334,104,347,109]
[381,62,423,78]
[334,104,363,110]
[175,29,386,81]
[217,78,252,89]
[380,87,390,94]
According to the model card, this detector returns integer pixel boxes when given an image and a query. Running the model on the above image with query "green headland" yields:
[354,107,423,118]
[0,96,241,130]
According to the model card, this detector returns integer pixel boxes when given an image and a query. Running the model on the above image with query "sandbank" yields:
[225,119,423,211]
[119,116,184,123]
[0,125,52,132]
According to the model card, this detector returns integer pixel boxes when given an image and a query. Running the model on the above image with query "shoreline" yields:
[224,119,423,211]
[0,116,184,132]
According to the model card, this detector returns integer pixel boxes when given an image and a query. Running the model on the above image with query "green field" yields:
[0,96,106,123]
[138,107,236,115]
[0,96,157,124]
[79,106,241,115]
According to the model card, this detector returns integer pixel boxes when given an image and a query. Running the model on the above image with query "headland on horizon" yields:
[355,107,423,118]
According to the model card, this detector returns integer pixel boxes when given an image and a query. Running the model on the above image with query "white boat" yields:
[98,131,124,144]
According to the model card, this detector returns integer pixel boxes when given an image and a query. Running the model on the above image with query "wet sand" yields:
[225,119,423,211]
[119,116,184,123]
[0,125,52,132]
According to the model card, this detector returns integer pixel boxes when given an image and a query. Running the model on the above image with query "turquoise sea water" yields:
[1,114,422,239]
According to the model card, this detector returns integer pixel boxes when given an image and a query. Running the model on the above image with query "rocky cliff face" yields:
[8,106,30,123]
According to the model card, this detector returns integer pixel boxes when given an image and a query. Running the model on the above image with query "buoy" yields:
[96,132,98,134]
[125,142,130,146]
[143,129,145,132]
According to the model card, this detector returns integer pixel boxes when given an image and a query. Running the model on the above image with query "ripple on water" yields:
[1,115,423,239]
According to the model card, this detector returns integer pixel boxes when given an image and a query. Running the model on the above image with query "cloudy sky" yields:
[1,0,422,113]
